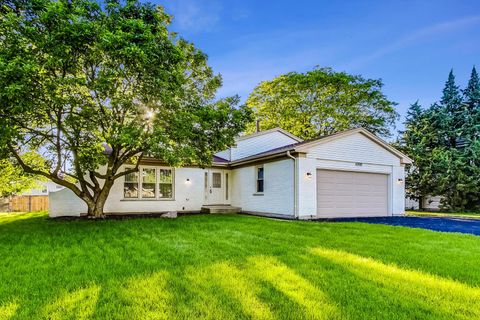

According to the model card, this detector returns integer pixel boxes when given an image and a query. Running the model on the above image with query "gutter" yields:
[286,150,298,219]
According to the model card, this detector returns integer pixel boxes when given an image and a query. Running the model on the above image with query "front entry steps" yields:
[201,205,241,214]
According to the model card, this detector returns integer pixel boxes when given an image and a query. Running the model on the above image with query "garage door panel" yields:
[317,170,388,217]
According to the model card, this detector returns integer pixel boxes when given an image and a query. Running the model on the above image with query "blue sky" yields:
[159,0,480,133]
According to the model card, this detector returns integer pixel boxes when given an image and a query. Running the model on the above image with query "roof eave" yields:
[229,149,297,167]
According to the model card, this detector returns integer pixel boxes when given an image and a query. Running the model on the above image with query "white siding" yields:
[229,131,298,161]
[230,159,294,215]
[104,167,211,213]
[298,132,406,218]
[23,181,64,196]
[306,133,400,165]
[297,157,317,218]
[49,188,86,217]
[49,166,231,217]
[406,197,420,210]
[423,196,442,211]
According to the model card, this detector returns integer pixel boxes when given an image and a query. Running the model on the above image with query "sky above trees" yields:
[161,0,480,132]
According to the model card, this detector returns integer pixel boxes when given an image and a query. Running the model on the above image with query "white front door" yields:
[205,170,225,204]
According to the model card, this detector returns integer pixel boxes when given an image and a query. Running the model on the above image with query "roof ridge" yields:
[236,127,303,142]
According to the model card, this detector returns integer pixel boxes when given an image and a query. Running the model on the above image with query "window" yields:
[256,166,264,193]
[159,169,173,199]
[212,172,221,188]
[142,168,156,198]
[124,169,139,198]
[124,166,174,200]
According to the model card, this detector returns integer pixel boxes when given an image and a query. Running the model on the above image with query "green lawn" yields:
[1,212,480,320]
[407,210,480,220]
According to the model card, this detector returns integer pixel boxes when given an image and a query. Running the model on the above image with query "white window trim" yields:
[254,165,264,195]
[122,165,175,201]
[158,167,175,200]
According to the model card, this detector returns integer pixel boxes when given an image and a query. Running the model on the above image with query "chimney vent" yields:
[256,119,260,133]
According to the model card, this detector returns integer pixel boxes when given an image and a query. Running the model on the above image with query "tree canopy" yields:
[0,0,252,217]
[245,67,398,139]
[0,152,45,198]
[400,67,480,211]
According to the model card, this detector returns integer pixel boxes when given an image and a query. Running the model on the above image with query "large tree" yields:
[0,0,252,218]
[245,67,398,139]
[401,68,480,211]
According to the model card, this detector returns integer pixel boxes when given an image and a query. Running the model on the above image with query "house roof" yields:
[235,127,303,143]
[227,127,413,166]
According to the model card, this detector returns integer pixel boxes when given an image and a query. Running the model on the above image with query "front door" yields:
[205,170,224,204]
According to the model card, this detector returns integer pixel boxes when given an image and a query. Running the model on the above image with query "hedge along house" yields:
[49,127,412,219]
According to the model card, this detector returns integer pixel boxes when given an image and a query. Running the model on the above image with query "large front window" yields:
[142,168,156,198]
[123,166,174,200]
[159,169,173,199]
[124,169,139,198]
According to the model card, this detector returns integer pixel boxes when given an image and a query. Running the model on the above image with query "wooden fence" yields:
[9,195,49,212]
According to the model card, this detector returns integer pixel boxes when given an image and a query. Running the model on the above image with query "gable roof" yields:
[228,127,413,166]
[235,127,303,142]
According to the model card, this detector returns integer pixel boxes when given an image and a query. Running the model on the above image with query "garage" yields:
[316,170,389,217]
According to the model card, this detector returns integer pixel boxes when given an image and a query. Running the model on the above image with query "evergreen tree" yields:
[439,70,463,147]
[464,66,480,105]
[462,66,480,141]
[401,67,480,211]
[401,102,426,204]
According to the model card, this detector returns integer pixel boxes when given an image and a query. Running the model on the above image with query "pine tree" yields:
[401,67,480,211]
[401,102,426,204]
[462,66,480,141]
[441,70,463,110]
[464,66,480,105]
[439,70,463,147]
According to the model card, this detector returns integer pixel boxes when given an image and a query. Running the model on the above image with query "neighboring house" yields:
[405,196,442,211]
[405,196,420,210]
[22,181,64,196]
[1,181,64,212]
[49,127,412,218]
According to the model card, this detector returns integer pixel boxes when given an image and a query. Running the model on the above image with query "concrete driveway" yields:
[323,216,480,236]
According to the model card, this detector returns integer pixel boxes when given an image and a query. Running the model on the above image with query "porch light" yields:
[306,172,313,179]
[185,178,191,185]
[397,178,404,183]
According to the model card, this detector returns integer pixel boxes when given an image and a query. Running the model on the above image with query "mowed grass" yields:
[407,210,480,220]
[1,212,480,319]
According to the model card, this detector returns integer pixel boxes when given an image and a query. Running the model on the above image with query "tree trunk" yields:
[87,199,107,218]
[86,183,113,219]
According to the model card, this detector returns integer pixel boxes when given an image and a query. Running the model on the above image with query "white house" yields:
[22,181,64,196]
[49,127,413,219]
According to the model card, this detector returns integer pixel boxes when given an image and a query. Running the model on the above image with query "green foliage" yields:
[0,0,252,216]
[245,67,398,139]
[401,67,480,211]
[0,152,46,197]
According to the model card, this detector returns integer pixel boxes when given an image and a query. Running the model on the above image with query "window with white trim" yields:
[124,169,139,198]
[141,168,156,198]
[123,166,174,200]
[159,169,174,199]
[256,166,264,193]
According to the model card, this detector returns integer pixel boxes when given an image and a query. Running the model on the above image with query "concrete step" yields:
[201,205,242,214]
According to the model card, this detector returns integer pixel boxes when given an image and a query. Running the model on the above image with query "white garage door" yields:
[316,170,389,217]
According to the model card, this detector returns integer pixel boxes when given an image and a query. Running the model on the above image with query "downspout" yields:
[286,151,298,219]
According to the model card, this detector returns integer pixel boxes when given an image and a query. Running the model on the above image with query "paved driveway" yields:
[324,216,480,236]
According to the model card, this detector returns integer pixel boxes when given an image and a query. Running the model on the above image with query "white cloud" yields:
[166,0,222,32]
[341,15,480,70]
